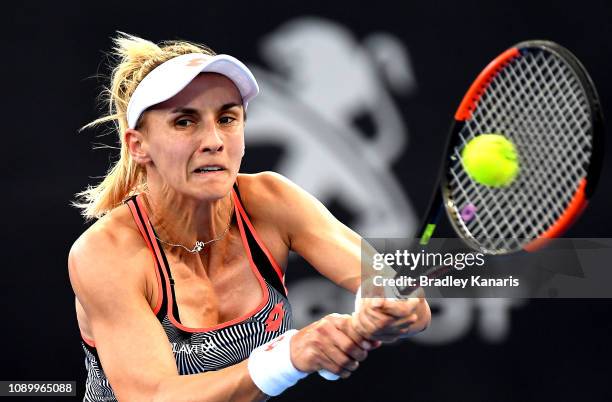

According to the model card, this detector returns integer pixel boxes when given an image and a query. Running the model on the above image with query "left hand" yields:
[351,288,431,343]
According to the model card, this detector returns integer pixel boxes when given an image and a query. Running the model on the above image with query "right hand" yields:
[289,313,381,379]
[352,288,430,343]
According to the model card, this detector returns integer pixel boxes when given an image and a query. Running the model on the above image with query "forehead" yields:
[154,72,243,111]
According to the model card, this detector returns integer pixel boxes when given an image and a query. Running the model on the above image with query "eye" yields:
[218,115,237,125]
[175,117,196,128]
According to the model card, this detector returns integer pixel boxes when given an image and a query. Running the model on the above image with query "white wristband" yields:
[248,329,308,396]
[354,285,363,312]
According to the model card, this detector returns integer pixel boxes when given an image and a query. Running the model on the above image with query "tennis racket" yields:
[320,39,605,381]
[417,39,604,257]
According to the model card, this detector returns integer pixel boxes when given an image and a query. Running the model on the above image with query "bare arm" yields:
[239,172,364,292]
[69,227,267,402]
[240,172,431,339]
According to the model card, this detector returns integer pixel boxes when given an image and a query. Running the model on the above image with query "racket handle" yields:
[318,369,340,381]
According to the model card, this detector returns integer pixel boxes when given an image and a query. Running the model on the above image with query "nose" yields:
[199,122,224,153]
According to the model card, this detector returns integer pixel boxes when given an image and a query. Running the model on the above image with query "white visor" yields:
[126,53,259,129]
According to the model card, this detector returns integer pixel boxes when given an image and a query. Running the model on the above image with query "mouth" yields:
[192,165,226,175]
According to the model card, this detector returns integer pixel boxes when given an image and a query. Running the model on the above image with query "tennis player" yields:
[68,33,430,402]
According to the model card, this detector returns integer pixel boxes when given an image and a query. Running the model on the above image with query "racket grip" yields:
[318,369,340,381]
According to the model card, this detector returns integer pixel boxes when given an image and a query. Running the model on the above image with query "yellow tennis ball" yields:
[461,134,519,187]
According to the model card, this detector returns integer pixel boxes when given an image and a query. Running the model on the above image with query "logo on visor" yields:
[186,57,207,67]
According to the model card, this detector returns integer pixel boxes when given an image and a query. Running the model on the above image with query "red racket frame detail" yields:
[452,44,595,253]
[454,47,520,121]
[523,178,588,252]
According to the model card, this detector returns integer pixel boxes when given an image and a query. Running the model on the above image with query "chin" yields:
[191,179,234,201]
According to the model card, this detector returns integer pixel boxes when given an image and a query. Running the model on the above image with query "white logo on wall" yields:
[247,17,416,238]
[247,17,521,344]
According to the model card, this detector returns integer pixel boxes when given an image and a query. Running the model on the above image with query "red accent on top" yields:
[81,332,96,348]
[455,47,521,121]
[524,179,588,252]
[127,200,164,316]
[232,190,288,294]
[79,200,166,347]
[136,191,271,333]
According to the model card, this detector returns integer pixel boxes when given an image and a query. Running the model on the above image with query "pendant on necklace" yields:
[194,241,205,253]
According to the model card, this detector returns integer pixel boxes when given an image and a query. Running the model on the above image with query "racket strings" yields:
[447,49,593,253]
[512,54,591,216]
[480,53,588,246]
[487,54,589,242]
[501,57,583,224]
[454,71,551,249]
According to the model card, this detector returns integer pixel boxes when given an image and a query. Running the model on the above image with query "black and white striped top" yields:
[80,185,293,402]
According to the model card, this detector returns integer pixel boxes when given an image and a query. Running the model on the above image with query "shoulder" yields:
[236,172,317,218]
[237,171,293,200]
[237,171,322,207]
[236,172,337,241]
[69,203,144,266]
[68,204,149,309]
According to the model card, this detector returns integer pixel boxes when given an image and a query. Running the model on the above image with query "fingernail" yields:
[361,340,373,350]
[372,298,383,307]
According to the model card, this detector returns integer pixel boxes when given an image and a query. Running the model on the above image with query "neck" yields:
[142,185,234,255]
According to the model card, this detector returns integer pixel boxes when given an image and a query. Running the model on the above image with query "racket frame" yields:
[418,40,605,254]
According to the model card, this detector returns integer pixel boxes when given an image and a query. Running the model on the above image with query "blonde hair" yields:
[74,32,216,220]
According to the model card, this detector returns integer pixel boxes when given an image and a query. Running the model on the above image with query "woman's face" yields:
[135,73,245,201]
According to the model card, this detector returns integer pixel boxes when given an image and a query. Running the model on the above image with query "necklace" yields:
[153,197,234,254]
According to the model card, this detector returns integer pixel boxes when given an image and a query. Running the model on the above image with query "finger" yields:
[324,324,364,371]
[351,310,380,339]
[318,315,365,367]
[403,287,426,299]
[384,313,419,330]
[397,314,419,329]
[355,303,419,341]
[353,311,396,341]
[334,328,369,362]
[361,303,397,327]
[373,320,418,338]
[364,296,386,309]
[375,311,420,334]
[330,315,373,357]
[376,298,422,319]
[317,351,353,379]
[317,343,356,380]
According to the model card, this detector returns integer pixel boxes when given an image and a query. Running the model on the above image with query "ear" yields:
[125,128,151,165]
